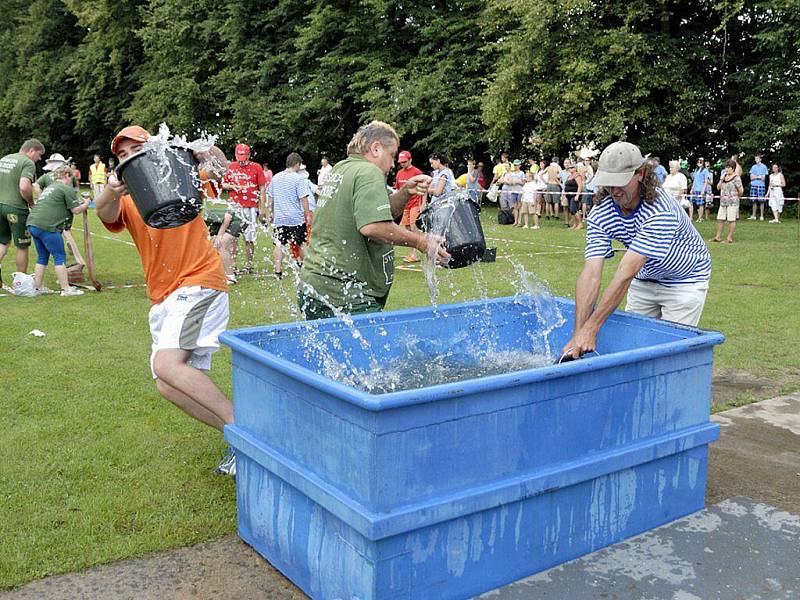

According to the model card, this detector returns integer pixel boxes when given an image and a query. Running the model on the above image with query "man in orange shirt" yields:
[95,125,236,476]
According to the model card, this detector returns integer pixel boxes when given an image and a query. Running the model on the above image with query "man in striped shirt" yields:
[264,152,310,278]
[563,142,711,360]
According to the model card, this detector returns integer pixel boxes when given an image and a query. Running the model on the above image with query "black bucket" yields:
[116,146,202,229]
[418,191,486,269]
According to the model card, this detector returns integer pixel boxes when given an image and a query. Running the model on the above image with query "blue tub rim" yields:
[220,296,725,412]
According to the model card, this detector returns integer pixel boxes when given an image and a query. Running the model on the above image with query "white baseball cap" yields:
[592,142,646,188]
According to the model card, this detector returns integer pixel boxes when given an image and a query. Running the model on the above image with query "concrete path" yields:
[3,394,798,600]
[480,497,800,600]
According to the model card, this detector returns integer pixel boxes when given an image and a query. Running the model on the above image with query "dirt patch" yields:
[707,396,800,514]
[712,368,799,408]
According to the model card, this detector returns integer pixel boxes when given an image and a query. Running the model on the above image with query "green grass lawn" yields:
[1,207,798,589]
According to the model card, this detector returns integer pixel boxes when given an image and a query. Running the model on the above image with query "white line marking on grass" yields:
[71,228,136,247]
[485,236,583,250]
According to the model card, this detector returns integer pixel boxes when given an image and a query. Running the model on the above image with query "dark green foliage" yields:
[0,0,797,183]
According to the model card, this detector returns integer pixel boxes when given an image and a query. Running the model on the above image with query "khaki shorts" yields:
[625,279,709,327]
[717,204,739,222]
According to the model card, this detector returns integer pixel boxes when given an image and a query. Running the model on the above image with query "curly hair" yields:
[593,159,662,205]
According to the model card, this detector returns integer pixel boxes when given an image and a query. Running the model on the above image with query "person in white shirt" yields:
[519,171,540,229]
[317,157,332,187]
[662,160,688,210]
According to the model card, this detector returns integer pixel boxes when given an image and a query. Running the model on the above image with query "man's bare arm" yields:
[572,258,605,332]
[95,175,126,223]
[563,251,647,358]
[19,178,34,208]
[388,174,431,217]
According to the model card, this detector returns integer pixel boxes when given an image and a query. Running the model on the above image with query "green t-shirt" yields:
[27,182,80,232]
[36,173,54,191]
[203,203,241,226]
[300,155,394,309]
[0,153,37,210]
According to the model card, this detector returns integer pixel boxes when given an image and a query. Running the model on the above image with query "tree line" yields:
[1,0,797,187]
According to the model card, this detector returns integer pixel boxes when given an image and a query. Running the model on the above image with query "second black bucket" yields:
[418,191,486,269]
[116,146,202,229]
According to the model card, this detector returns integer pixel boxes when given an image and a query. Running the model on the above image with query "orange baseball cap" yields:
[111,125,150,154]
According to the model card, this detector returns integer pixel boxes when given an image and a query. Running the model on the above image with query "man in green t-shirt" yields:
[298,121,450,319]
[0,139,45,282]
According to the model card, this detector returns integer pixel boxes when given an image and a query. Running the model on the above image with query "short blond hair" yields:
[346,121,399,156]
[53,165,73,179]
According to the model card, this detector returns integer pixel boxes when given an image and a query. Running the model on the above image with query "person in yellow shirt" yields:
[491,152,510,186]
[89,154,108,199]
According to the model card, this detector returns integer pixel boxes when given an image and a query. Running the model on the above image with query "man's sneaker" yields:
[215,447,236,477]
[36,286,55,295]
[60,287,84,297]
[747,215,757,220]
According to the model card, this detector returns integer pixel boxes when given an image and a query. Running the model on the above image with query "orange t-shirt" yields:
[103,195,227,304]
[199,168,221,199]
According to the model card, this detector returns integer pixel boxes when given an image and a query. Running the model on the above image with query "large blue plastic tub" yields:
[221,296,724,599]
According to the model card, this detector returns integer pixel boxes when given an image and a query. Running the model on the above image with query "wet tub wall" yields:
[221,296,724,599]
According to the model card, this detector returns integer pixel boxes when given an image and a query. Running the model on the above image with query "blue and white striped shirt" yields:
[268,170,308,227]
[585,188,711,285]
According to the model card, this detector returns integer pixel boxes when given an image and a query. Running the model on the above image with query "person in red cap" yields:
[221,143,266,274]
[95,125,237,476]
[394,150,424,262]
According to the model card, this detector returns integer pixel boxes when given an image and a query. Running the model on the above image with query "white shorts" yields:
[625,279,709,327]
[239,206,259,243]
[148,286,229,378]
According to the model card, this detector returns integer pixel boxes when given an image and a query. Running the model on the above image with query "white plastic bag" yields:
[11,272,37,297]
[486,184,499,203]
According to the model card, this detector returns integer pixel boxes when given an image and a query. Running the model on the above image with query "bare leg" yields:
[54,264,71,291]
[153,348,233,432]
[244,241,254,271]
[726,221,736,242]
[16,246,29,273]
[33,263,46,289]
[712,221,723,241]
[273,241,284,273]
[156,378,226,431]
[406,225,419,259]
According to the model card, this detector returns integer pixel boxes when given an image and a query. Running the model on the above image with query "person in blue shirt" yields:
[652,157,667,184]
[747,155,769,221]
[689,158,710,222]
[562,142,711,360]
